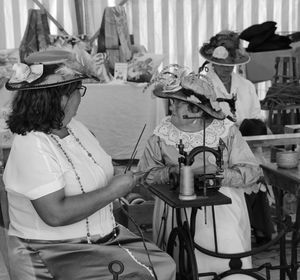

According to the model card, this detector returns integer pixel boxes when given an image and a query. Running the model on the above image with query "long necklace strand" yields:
[65,129,156,278]
[66,128,116,230]
[68,128,98,165]
[50,134,93,244]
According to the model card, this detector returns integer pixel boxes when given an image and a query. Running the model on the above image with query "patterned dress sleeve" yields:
[137,135,174,185]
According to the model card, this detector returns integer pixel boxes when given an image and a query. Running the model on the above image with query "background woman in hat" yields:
[199,30,262,125]
[138,65,262,279]
[3,48,176,280]
[200,31,274,245]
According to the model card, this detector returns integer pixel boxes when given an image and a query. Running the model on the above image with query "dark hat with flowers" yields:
[150,64,226,120]
[5,46,109,91]
[199,30,250,66]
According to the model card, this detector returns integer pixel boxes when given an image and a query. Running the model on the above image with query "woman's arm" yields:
[31,172,138,227]
[138,135,178,185]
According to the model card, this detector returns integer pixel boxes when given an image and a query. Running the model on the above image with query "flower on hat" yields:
[10,63,43,84]
[160,73,182,93]
[212,46,228,60]
[145,64,189,93]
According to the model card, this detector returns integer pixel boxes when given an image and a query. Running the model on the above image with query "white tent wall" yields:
[0,0,299,73]
[77,0,300,72]
[0,0,78,48]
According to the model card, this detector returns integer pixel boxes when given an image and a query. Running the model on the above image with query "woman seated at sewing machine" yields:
[137,65,262,279]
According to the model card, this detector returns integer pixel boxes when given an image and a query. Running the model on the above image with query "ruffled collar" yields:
[154,116,231,152]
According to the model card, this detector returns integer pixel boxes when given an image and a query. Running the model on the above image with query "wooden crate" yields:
[113,184,154,235]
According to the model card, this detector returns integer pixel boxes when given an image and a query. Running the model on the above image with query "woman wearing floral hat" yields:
[138,65,262,279]
[3,47,176,280]
[199,30,262,125]
[200,31,274,246]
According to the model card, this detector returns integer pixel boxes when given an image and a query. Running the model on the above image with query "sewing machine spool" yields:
[179,166,197,200]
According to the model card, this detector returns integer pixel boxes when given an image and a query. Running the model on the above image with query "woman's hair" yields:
[7,81,81,135]
[239,118,267,136]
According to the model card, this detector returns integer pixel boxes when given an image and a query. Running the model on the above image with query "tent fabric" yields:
[1,0,300,101]
[1,0,300,73]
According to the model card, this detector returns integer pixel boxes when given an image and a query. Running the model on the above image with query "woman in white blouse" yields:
[3,50,176,280]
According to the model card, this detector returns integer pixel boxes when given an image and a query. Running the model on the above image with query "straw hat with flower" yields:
[150,64,226,120]
[199,30,250,66]
[5,46,111,91]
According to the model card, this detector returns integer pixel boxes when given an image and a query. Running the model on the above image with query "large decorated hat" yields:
[199,30,250,66]
[5,46,110,91]
[150,64,226,120]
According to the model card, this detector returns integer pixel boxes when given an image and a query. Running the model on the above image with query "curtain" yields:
[2,0,300,65]
[84,0,300,100]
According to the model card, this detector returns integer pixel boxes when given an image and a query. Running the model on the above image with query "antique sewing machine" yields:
[169,138,225,199]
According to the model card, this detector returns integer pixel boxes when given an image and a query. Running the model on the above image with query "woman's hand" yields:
[192,164,218,175]
[109,171,143,198]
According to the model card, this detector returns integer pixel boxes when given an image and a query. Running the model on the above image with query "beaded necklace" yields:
[50,128,155,277]
[50,127,115,244]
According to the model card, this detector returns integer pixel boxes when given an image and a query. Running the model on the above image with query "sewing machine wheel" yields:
[166,224,198,279]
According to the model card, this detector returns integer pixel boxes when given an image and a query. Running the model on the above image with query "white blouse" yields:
[206,65,262,125]
[4,118,115,240]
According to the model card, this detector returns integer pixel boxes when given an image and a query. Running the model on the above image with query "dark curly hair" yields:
[7,81,81,135]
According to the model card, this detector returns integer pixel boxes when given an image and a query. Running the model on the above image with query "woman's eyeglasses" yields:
[78,85,87,97]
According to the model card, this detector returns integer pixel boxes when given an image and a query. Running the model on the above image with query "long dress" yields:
[137,116,262,280]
